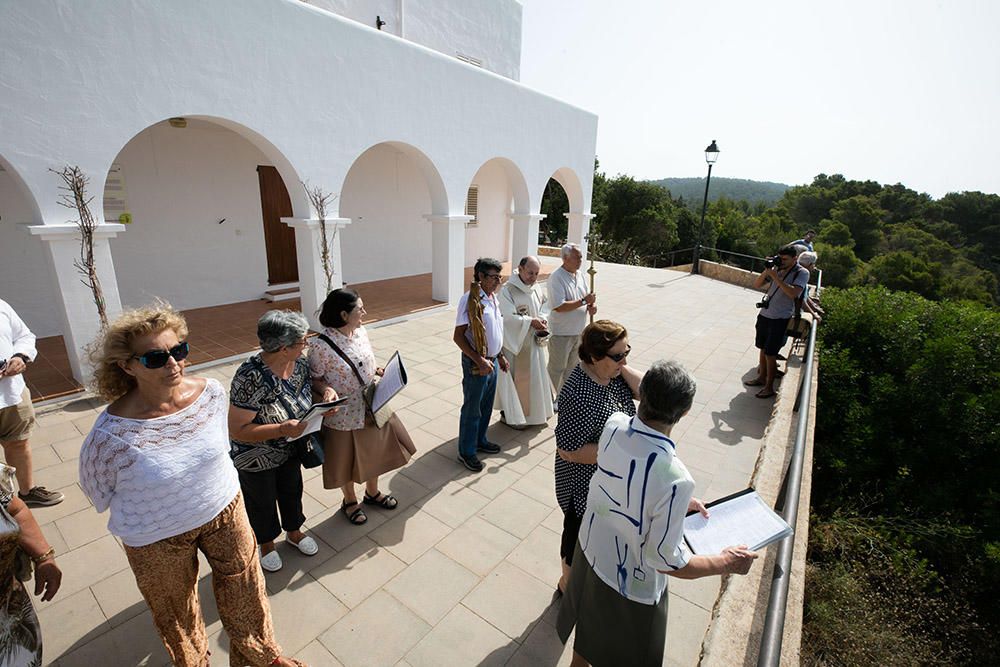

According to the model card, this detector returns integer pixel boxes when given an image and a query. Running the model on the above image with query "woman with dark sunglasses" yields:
[79,305,303,667]
[553,319,643,596]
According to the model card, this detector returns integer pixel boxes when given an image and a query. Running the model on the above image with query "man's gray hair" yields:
[257,310,310,353]
[560,243,581,259]
[637,360,697,427]
[799,251,817,267]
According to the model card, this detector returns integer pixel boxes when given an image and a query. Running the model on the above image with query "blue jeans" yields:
[458,354,497,457]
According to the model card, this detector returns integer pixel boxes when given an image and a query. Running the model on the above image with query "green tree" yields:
[813,242,860,287]
[828,195,885,261]
[816,220,855,248]
[539,178,569,245]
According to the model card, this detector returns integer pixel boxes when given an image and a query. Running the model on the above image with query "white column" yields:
[510,213,546,263]
[565,212,596,259]
[281,217,350,331]
[28,223,125,382]
[425,215,471,305]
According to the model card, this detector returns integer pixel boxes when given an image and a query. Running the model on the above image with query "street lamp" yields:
[691,140,720,274]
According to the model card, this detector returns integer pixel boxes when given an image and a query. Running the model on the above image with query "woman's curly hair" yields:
[88,303,189,402]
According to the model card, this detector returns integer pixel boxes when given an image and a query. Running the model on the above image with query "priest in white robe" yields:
[497,256,555,427]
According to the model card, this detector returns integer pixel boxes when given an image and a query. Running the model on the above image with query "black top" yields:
[229,354,312,472]
[554,364,636,517]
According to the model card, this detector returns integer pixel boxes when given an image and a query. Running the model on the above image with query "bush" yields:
[805,286,1000,664]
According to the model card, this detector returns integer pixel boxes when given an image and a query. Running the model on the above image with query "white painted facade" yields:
[0,0,596,381]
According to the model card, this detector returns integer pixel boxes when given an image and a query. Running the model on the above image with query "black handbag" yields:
[291,432,325,469]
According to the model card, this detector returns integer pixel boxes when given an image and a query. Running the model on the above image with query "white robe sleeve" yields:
[499,285,532,355]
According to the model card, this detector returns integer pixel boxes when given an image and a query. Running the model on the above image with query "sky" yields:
[520,0,1000,198]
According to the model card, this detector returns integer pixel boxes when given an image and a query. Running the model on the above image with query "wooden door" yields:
[257,165,298,284]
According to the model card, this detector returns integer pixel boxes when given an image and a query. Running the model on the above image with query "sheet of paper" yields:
[371,351,407,412]
[683,489,792,555]
[299,398,347,436]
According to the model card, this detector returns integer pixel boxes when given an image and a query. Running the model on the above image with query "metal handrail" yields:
[756,266,823,666]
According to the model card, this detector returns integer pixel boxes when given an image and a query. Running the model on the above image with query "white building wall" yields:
[339,145,433,284]
[108,121,274,311]
[305,0,522,80]
[465,162,513,266]
[0,171,61,336]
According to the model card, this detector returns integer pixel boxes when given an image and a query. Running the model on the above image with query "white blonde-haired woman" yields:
[79,304,303,667]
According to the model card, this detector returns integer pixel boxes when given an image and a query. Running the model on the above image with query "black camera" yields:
[764,256,780,269]
[756,296,770,310]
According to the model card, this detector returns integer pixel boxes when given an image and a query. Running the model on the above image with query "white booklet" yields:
[683,488,792,555]
[299,397,348,435]
[370,350,407,413]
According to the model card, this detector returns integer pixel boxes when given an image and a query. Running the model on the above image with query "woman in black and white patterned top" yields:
[554,320,642,594]
[229,310,335,574]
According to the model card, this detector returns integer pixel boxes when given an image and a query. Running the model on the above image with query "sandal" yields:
[363,491,399,510]
[744,377,765,387]
[341,500,368,525]
[755,389,777,399]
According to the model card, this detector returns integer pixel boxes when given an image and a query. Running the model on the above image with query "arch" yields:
[0,154,43,225]
[340,141,449,216]
[102,116,309,311]
[0,153,63,336]
[338,140,450,285]
[101,115,311,220]
[464,157,531,265]
[549,166,585,214]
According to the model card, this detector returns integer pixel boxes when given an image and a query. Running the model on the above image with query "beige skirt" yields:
[321,414,416,488]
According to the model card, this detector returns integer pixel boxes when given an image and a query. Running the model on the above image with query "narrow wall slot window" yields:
[465,185,479,227]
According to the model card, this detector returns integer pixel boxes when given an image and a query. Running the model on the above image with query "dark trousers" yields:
[237,456,305,544]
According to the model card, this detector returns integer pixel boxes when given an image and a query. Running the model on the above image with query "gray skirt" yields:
[556,542,668,667]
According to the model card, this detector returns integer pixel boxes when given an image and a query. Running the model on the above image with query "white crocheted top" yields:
[78,379,240,547]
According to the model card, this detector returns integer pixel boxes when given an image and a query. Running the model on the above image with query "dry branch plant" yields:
[302,181,338,294]
[52,166,109,328]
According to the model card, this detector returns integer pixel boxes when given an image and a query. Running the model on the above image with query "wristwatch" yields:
[12,353,30,364]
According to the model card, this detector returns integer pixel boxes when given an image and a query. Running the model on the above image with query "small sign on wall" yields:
[103,163,131,223]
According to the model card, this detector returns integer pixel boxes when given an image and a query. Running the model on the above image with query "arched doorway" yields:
[102,116,308,311]
[339,142,449,309]
[0,155,80,398]
[540,167,586,248]
[463,157,530,266]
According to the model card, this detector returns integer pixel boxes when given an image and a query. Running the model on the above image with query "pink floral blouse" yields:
[308,326,376,431]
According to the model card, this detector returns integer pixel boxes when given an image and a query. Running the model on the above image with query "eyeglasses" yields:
[133,342,190,368]
[606,345,631,363]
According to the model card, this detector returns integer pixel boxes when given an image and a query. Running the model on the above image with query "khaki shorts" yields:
[0,388,36,444]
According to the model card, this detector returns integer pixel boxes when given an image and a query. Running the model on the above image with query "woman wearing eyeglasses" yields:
[79,305,302,667]
[228,310,329,573]
[553,320,642,596]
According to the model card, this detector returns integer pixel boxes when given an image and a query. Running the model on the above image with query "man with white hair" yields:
[547,244,596,400]
[496,256,554,428]
[797,251,824,323]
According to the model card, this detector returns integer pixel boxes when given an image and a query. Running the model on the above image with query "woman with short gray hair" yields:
[557,360,758,666]
[228,310,329,573]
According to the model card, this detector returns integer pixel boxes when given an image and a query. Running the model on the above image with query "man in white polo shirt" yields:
[453,258,509,472]
[0,298,64,507]
[547,243,596,400]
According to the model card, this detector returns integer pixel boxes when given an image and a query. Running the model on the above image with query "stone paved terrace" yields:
[29,259,778,666]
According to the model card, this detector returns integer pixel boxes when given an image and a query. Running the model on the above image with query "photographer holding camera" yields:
[745,246,810,399]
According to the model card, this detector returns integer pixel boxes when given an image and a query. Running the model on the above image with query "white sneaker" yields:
[260,549,283,572]
[288,534,319,556]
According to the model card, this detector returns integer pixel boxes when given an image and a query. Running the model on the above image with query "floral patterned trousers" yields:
[124,493,281,666]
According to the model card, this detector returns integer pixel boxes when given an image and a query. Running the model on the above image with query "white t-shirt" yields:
[78,379,241,547]
[455,290,504,358]
[546,266,589,336]
[0,299,36,409]
[580,412,694,605]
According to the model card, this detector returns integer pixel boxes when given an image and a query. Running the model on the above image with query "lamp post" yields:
[691,140,720,274]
